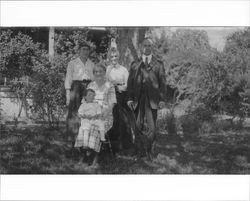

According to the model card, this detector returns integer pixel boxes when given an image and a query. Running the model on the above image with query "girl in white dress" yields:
[75,88,105,149]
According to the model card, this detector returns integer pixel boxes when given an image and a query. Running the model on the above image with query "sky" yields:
[197,27,245,51]
[153,27,246,52]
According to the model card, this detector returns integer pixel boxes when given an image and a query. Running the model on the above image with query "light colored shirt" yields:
[142,54,152,64]
[65,57,95,90]
[106,64,129,86]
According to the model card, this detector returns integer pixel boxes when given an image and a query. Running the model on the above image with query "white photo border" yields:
[0,0,250,201]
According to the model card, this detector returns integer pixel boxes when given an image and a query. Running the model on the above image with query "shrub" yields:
[30,54,68,127]
[0,30,45,119]
[157,108,177,136]
[0,30,68,125]
[180,104,214,137]
[165,111,177,136]
[54,28,89,56]
[0,30,43,80]
[154,29,212,104]
[187,103,214,122]
[54,28,102,62]
[180,114,201,138]
[196,28,250,122]
[233,73,250,119]
[154,28,250,128]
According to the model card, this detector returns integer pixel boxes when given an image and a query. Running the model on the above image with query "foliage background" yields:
[1,27,250,127]
[153,28,250,126]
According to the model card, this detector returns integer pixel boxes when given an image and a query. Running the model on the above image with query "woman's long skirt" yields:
[110,89,135,152]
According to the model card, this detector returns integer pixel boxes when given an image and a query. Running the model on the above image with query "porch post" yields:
[49,27,55,61]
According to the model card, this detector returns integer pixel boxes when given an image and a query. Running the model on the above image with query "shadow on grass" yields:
[1,125,250,174]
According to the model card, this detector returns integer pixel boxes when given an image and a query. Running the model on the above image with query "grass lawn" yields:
[0,124,250,174]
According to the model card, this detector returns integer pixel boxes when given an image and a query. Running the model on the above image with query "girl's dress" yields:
[75,101,103,148]
[75,80,116,152]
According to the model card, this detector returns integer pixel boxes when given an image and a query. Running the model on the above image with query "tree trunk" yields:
[117,28,129,66]
[116,28,147,68]
[138,28,147,43]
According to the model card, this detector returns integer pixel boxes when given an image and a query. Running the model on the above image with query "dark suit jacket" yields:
[127,55,166,110]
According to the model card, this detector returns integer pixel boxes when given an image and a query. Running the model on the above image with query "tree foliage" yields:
[154,28,250,123]
[1,27,250,126]
[154,29,212,102]
[54,28,90,56]
[0,30,45,119]
[0,30,43,79]
[54,28,107,63]
[197,28,250,120]
[30,54,67,126]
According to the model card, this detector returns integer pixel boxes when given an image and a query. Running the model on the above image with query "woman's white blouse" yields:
[106,64,129,86]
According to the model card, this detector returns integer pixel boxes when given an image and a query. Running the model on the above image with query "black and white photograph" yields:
[1,26,250,174]
[1,1,250,200]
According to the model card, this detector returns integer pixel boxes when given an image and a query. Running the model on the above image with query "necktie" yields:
[145,57,149,69]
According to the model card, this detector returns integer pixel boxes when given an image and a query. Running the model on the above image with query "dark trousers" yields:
[66,80,90,145]
[67,81,90,118]
[134,93,157,154]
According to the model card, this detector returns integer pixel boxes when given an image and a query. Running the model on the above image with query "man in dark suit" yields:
[127,37,166,159]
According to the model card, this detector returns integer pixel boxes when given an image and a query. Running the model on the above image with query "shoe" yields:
[86,150,91,157]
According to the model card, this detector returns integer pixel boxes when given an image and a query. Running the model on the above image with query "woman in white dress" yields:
[106,48,135,153]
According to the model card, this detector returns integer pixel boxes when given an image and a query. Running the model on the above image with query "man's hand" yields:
[66,90,70,106]
[158,101,165,109]
[127,100,134,110]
